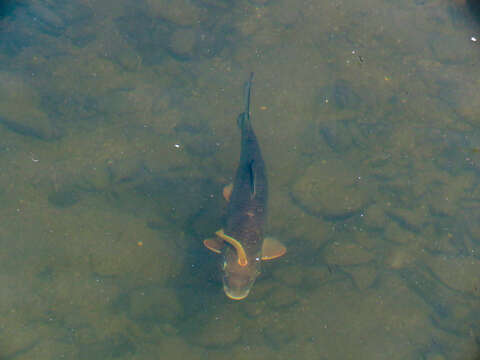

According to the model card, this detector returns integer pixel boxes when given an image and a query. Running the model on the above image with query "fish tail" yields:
[237,72,254,130]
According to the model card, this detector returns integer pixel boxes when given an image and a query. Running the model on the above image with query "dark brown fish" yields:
[204,73,286,300]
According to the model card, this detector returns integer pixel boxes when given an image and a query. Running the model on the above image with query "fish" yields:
[204,73,286,300]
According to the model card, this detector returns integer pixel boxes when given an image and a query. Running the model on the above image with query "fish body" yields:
[204,73,285,300]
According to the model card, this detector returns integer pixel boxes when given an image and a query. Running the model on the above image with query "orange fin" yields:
[223,183,234,202]
[203,237,224,254]
[261,237,286,260]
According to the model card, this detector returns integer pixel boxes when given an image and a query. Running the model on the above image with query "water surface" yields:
[0,0,480,359]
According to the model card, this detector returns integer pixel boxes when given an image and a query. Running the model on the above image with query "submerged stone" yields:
[195,308,243,347]
[169,28,197,59]
[146,0,205,26]
[291,158,372,219]
[348,263,377,290]
[0,72,59,140]
[427,255,480,295]
[48,189,80,208]
[325,241,375,266]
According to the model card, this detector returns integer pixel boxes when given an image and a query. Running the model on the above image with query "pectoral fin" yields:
[223,183,234,202]
[261,237,287,260]
[203,237,224,254]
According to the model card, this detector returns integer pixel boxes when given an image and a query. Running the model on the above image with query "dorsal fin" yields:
[248,160,256,199]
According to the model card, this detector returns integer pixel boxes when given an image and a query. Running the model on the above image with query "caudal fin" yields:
[237,72,254,130]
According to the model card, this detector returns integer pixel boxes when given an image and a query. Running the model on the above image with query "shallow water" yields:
[0,0,480,359]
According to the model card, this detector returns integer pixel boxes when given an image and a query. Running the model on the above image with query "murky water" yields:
[0,0,480,359]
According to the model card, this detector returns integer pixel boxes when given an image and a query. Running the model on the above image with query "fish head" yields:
[221,247,261,300]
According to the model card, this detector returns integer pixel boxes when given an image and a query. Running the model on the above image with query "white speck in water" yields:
[174,144,180,148]
[471,36,477,42]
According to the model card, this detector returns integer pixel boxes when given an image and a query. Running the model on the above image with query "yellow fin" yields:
[261,237,286,260]
[215,229,248,266]
[203,238,224,254]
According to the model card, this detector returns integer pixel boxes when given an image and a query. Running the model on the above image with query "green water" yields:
[0,0,480,358]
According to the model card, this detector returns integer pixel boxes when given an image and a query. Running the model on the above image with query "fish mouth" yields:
[224,285,251,300]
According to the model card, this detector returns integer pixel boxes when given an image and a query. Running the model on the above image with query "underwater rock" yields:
[0,72,59,140]
[324,241,375,266]
[362,203,388,229]
[426,172,474,217]
[386,205,429,232]
[129,286,181,322]
[427,254,480,295]
[384,221,418,245]
[28,2,65,29]
[384,246,417,270]
[48,189,80,208]
[169,28,197,59]
[181,132,219,157]
[230,345,275,360]
[88,215,183,287]
[347,263,377,290]
[273,265,305,287]
[270,0,302,26]
[312,79,369,153]
[115,13,170,65]
[331,79,362,110]
[269,286,299,308]
[243,300,268,318]
[145,0,205,26]
[430,32,472,64]
[95,89,137,116]
[269,192,332,250]
[155,337,204,360]
[46,270,121,319]
[263,311,296,345]
[195,308,243,347]
[319,119,364,153]
[78,333,136,359]
[168,23,228,60]
[399,267,478,337]
[291,158,371,219]
[117,2,226,62]
[0,277,45,356]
